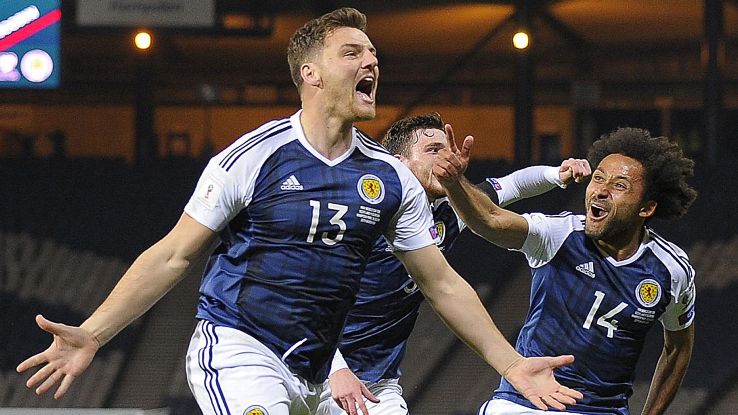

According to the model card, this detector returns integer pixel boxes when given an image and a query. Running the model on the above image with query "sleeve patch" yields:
[196,175,224,210]
[678,304,695,326]
[486,177,502,190]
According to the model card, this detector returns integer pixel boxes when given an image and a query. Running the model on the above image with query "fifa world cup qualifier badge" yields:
[198,175,223,210]
[357,174,385,204]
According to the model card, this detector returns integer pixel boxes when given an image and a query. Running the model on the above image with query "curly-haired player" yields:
[434,127,697,415]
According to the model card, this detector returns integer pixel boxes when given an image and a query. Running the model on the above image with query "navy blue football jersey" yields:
[494,213,696,414]
[184,111,436,383]
[338,197,464,381]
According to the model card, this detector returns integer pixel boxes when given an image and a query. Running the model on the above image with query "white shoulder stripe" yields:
[218,118,291,169]
[649,230,694,279]
[223,123,293,171]
[356,130,389,154]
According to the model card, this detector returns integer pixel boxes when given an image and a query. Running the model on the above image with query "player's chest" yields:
[248,162,401,239]
[548,251,671,336]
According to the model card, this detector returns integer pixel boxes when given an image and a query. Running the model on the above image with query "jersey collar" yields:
[291,110,357,167]
[596,227,651,267]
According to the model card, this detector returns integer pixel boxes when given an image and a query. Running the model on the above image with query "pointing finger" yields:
[444,124,458,153]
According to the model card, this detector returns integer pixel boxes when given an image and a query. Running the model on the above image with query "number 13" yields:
[307,200,348,246]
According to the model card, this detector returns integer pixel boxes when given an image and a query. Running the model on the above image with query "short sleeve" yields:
[184,158,248,232]
[384,172,437,252]
[660,267,696,331]
[518,213,579,268]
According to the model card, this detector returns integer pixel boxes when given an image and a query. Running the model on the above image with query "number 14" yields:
[582,291,628,338]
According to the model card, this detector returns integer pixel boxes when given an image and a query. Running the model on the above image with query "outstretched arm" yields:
[17,212,217,399]
[479,158,591,208]
[432,124,529,250]
[395,245,583,410]
[641,325,694,415]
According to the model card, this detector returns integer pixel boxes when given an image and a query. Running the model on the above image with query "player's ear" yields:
[638,200,657,219]
[301,63,321,88]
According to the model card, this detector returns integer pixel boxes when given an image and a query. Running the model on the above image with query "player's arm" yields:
[640,324,695,415]
[476,158,590,208]
[431,124,529,250]
[394,245,583,411]
[17,212,217,399]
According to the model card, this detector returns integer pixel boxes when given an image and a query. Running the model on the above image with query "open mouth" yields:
[589,203,609,220]
[355,76,374,101]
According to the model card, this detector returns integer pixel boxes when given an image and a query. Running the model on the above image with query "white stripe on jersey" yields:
[645,231,696,330]
[220,118,291,170]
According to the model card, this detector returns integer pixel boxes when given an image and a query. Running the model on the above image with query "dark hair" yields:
[287,8,367,91]
[382,113,444,157]
[587,127,697,221]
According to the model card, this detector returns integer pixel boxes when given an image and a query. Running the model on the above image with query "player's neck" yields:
[594,226,645,261]
[300,105,354,160]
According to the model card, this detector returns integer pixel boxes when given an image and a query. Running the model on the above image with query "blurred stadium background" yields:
[2,1,738,414]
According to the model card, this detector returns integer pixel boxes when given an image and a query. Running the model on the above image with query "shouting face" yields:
[584,153,655,244]
[313,27,379,122]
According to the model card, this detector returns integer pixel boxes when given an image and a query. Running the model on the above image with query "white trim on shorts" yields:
[186,319,323,415]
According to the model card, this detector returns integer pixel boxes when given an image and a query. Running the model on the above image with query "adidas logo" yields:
[280,175,303,191]
[576,261,596,278]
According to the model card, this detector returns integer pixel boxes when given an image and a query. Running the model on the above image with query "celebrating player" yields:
[433,126,697,415]
[17,8,581,415]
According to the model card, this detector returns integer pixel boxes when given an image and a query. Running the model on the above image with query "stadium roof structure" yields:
[6,0,738,106]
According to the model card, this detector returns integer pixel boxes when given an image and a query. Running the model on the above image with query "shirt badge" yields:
[357,174,385,204]
[636,278,662,307]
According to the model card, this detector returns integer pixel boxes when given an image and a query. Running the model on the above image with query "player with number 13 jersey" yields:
[185,110,436,384]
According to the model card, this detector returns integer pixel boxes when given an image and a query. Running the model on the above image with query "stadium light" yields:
[134,30,152,51]
[512,31,529,50]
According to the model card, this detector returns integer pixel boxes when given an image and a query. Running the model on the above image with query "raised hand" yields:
[558,158,592,185]
[432,123,474,186]
[329,368,379,415]
[504,355,584,411]
[16,314,100,399]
